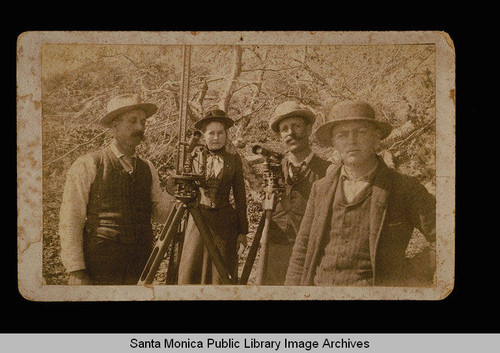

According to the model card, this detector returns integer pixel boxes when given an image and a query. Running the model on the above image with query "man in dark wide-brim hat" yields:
[59,94,173,285]
[285,100,436,287]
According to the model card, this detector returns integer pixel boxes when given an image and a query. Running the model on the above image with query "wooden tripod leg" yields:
[255,209,273,285]
[137,203,186,285]
[238,213,266,285]
[189,206,236,285]
[164,216,186,285]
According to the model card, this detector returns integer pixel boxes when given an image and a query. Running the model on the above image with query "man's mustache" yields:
[131,131,145,140]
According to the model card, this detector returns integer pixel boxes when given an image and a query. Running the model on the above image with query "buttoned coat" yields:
[177,148,248,284]
[285,158,436,286]
[271,154,331,239]
[264,154,330,284]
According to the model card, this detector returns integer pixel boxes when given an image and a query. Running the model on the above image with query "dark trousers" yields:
[265,221,295,285]
[83,235,152,285]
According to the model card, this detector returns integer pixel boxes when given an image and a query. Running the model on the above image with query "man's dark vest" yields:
[85,147,153,244]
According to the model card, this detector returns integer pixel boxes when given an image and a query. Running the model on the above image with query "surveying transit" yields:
[138,46,286,286]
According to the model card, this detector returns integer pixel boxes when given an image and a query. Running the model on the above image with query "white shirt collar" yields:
[109,140,137,160]
[287,151,314,167]
[340,159,378,181]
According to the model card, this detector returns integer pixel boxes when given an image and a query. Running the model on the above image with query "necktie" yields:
[121,155,135,174]
[288,161,305,184]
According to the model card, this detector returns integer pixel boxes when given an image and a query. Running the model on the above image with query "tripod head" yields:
[252,145,285,210]
[171,130,207,204]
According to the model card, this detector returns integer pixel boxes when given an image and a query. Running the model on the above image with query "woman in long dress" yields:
[177,109,248,284]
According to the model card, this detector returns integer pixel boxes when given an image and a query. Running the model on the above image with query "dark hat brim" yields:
[270,109,316,133]
[99,103,158,128]
[314,117,393,146]
[194,116,234,131]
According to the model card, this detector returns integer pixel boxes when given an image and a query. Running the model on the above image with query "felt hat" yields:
[194,109,234,131]
[99,94,158,128]
[314,100,392,146]
[269,101,316,133]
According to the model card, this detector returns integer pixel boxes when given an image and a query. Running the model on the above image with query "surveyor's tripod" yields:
[137,144,284,286]
[137,172,237,285]
[239,146,285,285]
[137,44,239,286]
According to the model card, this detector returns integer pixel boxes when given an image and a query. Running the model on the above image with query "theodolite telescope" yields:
[252,144,284,161]
[238,144,286,285]
[252,144,285,198]
[138,46,236,286]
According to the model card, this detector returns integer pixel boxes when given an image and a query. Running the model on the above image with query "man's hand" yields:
[236,234,248,256]
[68,269,92,285]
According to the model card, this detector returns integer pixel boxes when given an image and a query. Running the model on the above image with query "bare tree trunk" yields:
[239,68,265,131]
[215,46,263,197]
[219,46,243,112]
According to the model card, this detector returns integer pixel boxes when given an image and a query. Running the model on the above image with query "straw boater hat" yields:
[194,109,234,131]
[269,101,316,133]
[99,94,158,128]
[314,100,393,147]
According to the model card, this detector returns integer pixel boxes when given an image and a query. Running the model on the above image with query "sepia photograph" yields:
[17,31,455,301]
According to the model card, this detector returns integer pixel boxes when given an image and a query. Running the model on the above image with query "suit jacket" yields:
[271,154,331,239]
[285,157,436,286]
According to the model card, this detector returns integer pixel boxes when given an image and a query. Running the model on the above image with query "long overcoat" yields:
[285,158,436,286]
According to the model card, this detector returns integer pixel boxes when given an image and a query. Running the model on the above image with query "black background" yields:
[8,5,493,335]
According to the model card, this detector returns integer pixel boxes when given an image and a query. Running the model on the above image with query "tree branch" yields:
[219,46,243,112]
[387,118,436,151]
[45,130,108,166]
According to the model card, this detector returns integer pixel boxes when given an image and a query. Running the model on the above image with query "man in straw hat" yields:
[264,101,331,285]
[58,94,173,285]
[285,100,436,287]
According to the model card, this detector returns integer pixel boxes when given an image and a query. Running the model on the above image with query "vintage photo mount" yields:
[17,31,455,301]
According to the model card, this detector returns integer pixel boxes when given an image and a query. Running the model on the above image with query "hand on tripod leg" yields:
[237,234,248,257]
